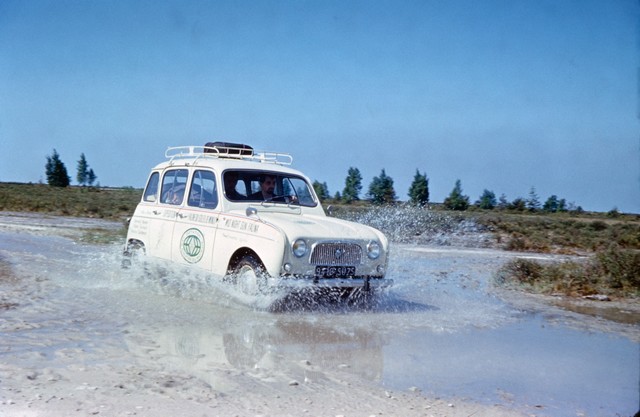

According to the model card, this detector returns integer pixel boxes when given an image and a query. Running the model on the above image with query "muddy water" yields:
[0,213,638,417]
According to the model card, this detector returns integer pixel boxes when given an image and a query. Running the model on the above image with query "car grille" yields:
[310,243,362,266]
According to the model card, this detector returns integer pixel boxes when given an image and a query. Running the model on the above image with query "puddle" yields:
[381,316,638,416]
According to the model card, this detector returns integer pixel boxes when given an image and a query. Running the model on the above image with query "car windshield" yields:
[223,170,317,207]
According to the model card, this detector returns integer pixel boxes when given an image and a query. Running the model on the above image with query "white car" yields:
[123,143,391,297]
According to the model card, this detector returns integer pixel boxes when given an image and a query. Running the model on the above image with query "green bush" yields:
[496,245,640,298]
[595,245,640,291]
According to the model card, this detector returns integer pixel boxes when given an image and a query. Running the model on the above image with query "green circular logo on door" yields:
[180,228,205,263]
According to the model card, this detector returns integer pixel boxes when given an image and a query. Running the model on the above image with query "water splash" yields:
[335,204,494,247]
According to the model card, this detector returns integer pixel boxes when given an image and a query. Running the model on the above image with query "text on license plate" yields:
[315,266,356,278]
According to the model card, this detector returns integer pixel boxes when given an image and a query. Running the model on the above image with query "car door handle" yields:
[177,213,187,219]
[152,210,161,215]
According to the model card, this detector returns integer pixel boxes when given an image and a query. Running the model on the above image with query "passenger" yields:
[163,184,185,205]
[224,172,245,201]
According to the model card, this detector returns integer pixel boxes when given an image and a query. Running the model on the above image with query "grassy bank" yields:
[496,245,640,298]
[0,182,141,220]
[473,211,640,254]
[472,210,640,299]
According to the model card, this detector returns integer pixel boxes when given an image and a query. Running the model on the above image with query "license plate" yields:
[315,265,356,278]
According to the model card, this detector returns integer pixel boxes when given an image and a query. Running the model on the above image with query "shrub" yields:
[589,220,607,231]
[595,245,640,292]
[496,246,640,298]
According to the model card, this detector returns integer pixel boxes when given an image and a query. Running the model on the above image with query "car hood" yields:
[258,212,387,246]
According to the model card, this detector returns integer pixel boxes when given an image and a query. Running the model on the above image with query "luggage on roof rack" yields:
[204,142,253,157]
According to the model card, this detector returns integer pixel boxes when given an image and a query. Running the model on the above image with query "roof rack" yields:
[164,145,293,166]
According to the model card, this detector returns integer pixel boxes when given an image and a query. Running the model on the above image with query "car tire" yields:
[122,240,145,269]
[232,255,268,296]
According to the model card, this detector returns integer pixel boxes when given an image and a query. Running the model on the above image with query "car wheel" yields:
[232,255,268,296]
[122,240,145,269]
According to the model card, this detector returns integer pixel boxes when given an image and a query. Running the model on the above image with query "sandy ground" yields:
[1,212,636,417]
[1,361,524,417]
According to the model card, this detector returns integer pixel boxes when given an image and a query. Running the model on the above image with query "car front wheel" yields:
[231,255,268,296]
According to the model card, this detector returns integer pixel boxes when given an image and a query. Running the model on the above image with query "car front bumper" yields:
[268,276,393,290]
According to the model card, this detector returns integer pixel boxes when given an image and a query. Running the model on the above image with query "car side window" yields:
[160,169,189,205]
[188,170,218,209]
[223,170,247,201]
[143,172,160,202]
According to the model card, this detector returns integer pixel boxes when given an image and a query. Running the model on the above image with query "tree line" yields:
[43,149,580,213]
[313,167,582,213]
[45,149,97,187]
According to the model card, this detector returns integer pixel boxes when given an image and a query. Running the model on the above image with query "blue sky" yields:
[1,0,638,213]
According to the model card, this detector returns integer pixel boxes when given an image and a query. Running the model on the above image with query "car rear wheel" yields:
[232,255,268,296]
[122,240,145,269]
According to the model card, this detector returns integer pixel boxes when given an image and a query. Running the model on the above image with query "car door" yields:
[171,169,220,272]
[127,170,161,253]
[142,168,189,260]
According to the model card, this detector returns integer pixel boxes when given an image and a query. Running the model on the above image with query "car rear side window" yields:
[160,169,189,205]
[188,170,218,209]
[143,172,160,202]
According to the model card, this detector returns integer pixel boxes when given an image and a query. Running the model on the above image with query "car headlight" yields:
[292,239,308,258]
[367,241,381,259]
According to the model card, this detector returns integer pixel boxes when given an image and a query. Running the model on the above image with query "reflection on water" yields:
[126,317,384,389]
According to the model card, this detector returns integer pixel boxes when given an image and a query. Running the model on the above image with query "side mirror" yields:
[326,205,334,216]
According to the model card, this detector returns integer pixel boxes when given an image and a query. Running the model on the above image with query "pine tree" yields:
[527,186,541,212]
[342,167,362,203]
[312,180,330,201]
[543,195,568,213]
[498,193,509,210]
[510,197,526,211]
[77,153,89,186]
[476,189,497,210]
[367,169,396,205]
[87,168,97,187]
[408,169,429,206]
[45,149,70,187]
[443,179,469,211]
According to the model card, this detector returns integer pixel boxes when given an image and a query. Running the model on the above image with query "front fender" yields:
[213,213,287,278]
[251,223,287,277]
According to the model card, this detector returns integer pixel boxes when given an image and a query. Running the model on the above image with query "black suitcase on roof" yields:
[204,141,253,156]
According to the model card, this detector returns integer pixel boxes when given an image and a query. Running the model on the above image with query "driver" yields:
[249,174,276,200]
